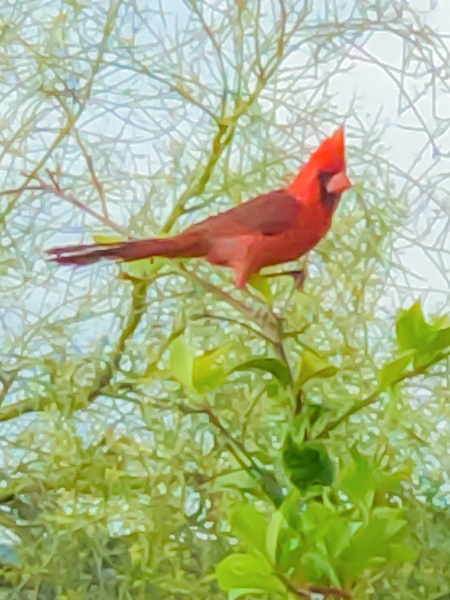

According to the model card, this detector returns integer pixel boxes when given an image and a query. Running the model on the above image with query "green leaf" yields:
[387,543,418,563]
[372,507,407,536]
[193,343,232,392]
[248,273,273,303]
[431,326,450,353]
[230,505,267,551]
[283,436,334,491]
[340,449,403,504]
[211,470,257,493]
[216,553,285,594]
[169,336,194,388]
[396,301,433,353]
[266,511,284,564]
[231,358,291,388]
[378,349,416,390]
[122,257,167,279]
[321,519,353,559]
[92,233,125,244]
[297,351,338,386]
[298,551,341,587]
[395,301,450,368]
[228,589,265,600]
[337,508,409,582]
[341,457,371,503]
[279,489,302,531]
[170,336,230,391]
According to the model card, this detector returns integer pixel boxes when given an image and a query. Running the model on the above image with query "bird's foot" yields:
[265,267,307,291]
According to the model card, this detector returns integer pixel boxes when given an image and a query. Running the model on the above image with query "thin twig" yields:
[317,351,450,438]
[191,311,275,344]
[73,128,109,218]
[178,265,280,342]
[88,281,148,402]
[276,572,352,599]
[37,180,128,237]
[179,402,285,506]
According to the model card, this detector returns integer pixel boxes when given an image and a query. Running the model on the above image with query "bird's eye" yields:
[318,170,339,209]
[318,171,334,186]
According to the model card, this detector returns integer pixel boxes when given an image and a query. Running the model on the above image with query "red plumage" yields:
[47,126,351,288]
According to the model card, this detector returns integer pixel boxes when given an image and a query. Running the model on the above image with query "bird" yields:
[47,126,351,289]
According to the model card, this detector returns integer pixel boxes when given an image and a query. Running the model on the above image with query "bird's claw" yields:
[265,267,307,291]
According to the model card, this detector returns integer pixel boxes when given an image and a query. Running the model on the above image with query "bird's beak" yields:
[326,171,352,194]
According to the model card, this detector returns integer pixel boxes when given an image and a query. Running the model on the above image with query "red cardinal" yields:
[47,126,351,288]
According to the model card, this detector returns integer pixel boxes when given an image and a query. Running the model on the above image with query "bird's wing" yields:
[206,189,302,237]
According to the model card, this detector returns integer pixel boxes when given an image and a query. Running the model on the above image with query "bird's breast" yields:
[256,207,332,270]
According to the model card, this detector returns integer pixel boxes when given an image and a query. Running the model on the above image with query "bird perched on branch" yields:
[47,126,351,288]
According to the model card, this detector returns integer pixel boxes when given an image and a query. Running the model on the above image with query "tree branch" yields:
[317,351,450,439]
[179,402,285,507]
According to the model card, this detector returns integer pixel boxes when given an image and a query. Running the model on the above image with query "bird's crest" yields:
[287,125,351,201]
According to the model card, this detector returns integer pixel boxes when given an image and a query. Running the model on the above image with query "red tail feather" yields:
[47,236,202,266]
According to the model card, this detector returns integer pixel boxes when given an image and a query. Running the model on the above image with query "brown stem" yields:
[88,281,148,402]
[38,180,129,237]
[179,402,285,506]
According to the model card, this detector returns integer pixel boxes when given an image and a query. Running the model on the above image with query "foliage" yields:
[1,1,450,599]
